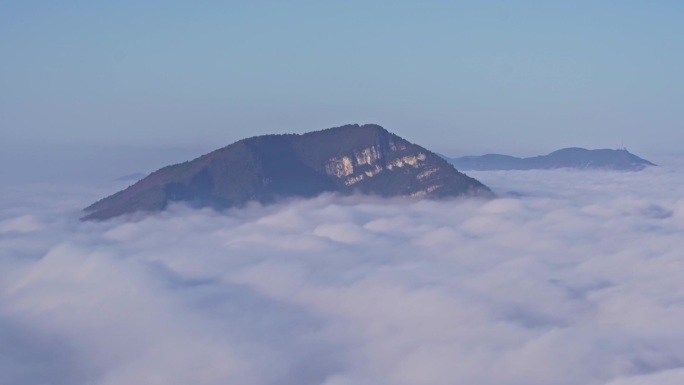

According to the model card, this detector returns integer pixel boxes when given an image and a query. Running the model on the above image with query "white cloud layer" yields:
[2,165,684,385]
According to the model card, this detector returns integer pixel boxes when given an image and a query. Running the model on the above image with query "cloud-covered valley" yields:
[2,165,684,385]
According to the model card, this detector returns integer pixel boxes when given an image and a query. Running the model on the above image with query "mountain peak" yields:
[83,124,492,221]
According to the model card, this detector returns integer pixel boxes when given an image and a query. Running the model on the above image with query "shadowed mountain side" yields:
[446,148,656,171]
[83,124,492,220]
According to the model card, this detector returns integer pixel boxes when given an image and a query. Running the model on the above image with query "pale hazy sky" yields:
[2,1,683,180]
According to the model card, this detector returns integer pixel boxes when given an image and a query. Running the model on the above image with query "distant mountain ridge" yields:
[115,173,147,182]
[446,148,656,171]
[84,124,492,220]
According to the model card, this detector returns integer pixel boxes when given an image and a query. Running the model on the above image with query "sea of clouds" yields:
[2,164,684,385]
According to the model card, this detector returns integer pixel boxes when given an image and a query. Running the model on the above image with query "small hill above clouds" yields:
[115,173,147,182]
[446,148,656,171]
[83,124,492,221]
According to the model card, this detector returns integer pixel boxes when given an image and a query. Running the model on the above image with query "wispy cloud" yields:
[2,165,684,385]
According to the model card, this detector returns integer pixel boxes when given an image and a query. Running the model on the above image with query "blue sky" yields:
[2,0,683,172]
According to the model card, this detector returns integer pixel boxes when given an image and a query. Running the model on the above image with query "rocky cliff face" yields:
[83,124,492,220]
